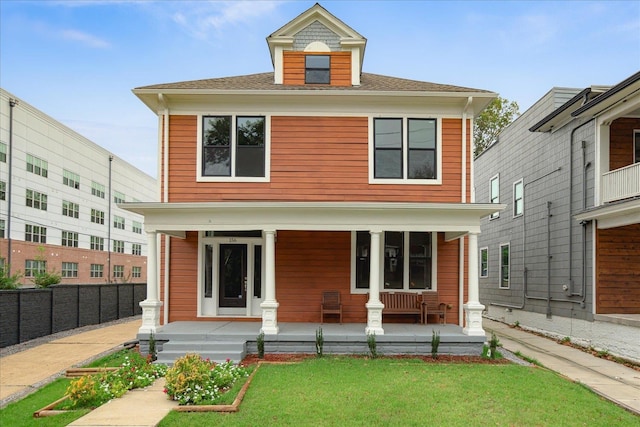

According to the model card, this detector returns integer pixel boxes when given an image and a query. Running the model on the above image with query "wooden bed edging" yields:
[173,362,262,413]
[33,395,71,418]
[65,367,118,377]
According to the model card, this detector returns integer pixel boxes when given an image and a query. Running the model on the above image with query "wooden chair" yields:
[321,291,343,323]
[422,292,447,324]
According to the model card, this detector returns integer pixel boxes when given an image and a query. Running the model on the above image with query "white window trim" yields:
[196,114,271,183]
[499,242,510,289]
[513,178,523,218]
[490,173,500,219]
[368,116,442,185]
[479,246,488,278]
[350,231,438,294]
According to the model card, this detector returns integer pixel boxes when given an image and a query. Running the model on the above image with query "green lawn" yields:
[159,357,639,427]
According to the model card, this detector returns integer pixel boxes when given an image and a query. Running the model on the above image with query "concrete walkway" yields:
[484,319,640,415]
[0,318,141,406]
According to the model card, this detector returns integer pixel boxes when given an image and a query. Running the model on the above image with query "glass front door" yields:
[218,244,247,308]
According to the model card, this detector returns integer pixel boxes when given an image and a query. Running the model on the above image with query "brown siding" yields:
[609,118,640,170]
[167,116,465,203]
[283,51,351,87]
[167,232,199,322]
[596,224,640,314]
[436,234,461,324]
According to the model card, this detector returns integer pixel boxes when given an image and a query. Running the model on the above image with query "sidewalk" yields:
[0,318,141,406]
[484,319,640,415]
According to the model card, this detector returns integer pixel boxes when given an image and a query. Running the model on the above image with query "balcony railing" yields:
[601,162,640,203]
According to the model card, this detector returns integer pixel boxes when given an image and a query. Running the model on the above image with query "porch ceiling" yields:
[119,201,505,235]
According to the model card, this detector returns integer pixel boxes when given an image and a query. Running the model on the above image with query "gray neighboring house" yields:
[475,71,640,363]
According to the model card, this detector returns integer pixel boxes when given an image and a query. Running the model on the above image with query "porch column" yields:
[463,232,485,336]
[139,231,163,334]
[365,230,384,335]
[260,229,279,335]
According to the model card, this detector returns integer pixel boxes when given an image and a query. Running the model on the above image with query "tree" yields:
[474,97,520,157]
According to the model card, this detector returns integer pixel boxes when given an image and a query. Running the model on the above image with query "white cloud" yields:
[60,29,111,48]
[168,1,283,40]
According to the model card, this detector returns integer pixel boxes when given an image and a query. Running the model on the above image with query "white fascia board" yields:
[574,198,640,229]
[122,201,506,234]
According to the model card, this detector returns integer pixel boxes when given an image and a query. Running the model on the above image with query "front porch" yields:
[144,321,486,364]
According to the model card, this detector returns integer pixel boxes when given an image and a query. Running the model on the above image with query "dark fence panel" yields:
[118,284,134,318]
[0,291,20,347]
[20,289,52,342]
[79,286,100,327]
[100,285,118,323]
[52,285,79,333]
[0,283,146,348]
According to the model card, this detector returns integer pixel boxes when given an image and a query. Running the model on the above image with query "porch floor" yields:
[145,321,487,364]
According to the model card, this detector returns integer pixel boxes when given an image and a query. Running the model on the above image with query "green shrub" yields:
[0,265,22,290]
[164,354,248,405]
[315,327,324,357]
[367,333,378,358]
[257,332,265,358]
[431,330,440,359]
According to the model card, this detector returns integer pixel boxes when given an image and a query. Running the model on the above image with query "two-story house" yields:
[475,71,640,363]
[124,3,501,357]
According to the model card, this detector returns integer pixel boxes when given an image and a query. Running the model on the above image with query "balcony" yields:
[601,162,640,204]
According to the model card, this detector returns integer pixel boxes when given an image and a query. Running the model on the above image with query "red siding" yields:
[609,118,640,170]
[166,116,466,203]
[283,51,351,87]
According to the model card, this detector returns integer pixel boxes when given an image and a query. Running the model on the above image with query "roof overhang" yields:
[571,71,640,121]
[574,198,640,229]
[132,89,497,116]
[119,201,506,239]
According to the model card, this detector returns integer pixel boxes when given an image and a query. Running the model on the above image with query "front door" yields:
[218,244,247,308]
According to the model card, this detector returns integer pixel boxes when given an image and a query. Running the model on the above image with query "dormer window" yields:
[305,55,330,84]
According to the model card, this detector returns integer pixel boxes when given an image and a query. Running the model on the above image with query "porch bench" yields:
[380,292,424,324]
[422,291,447,324]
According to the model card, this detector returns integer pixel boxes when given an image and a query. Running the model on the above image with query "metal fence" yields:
[0,283,146,348]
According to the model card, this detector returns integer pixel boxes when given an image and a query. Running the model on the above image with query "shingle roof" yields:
[135,72,492,94]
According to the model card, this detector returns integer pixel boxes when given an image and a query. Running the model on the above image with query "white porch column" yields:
[260,230,279,334]
[365,230,384,335]
[139,231,162,334]
[463,232,485,336]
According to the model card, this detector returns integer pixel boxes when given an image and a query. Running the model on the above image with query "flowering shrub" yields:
[66,352,166,409]
[164,353,249,405]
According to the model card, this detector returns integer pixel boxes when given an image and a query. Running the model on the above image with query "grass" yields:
[159,357,639,426]
[0,379,89,426]
[0,349,144,426]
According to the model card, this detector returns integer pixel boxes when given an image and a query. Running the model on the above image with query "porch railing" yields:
[601,162,640,203]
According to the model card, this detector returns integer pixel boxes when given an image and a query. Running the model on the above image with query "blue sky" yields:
[1,0,639,178]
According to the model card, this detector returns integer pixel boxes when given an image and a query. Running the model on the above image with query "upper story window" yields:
[480,247,488,278]
[113,215,125,230]
[371,118,439,183]
[200,115,267,180]
[0,181,5,201]
[490,174,500,219]
[0,142,6,163]
[132,221,142,234]
[91,181,105,199]
[499,243,510,289]
[113,191,125,204]
[63,169,80,189]
[27,154,48,178]
[26,189,47,211]
[513,179,523,218]
[305,55,330,84]
[634,130,640,163]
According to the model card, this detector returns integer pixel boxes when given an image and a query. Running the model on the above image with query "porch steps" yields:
[155,340,247,365]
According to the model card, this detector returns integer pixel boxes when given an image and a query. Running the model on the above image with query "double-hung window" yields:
[513,179,523,217]
[201,115,266,180]
[62,262,78,278]
[490,174,500,219]
[305,55,330,84]
[480,247,488,278]
[372,118,438,182]
[27,154,48,178]
[63,170,80,189]
[499,243,510,289]
[62,231,78,247]
[353,231,436,292]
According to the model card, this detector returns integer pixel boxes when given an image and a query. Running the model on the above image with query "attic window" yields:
[305,55,330,84]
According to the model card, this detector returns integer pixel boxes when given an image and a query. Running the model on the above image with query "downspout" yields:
[459,97,472,326]
[546,201,552,318]
[7,98,18,275]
